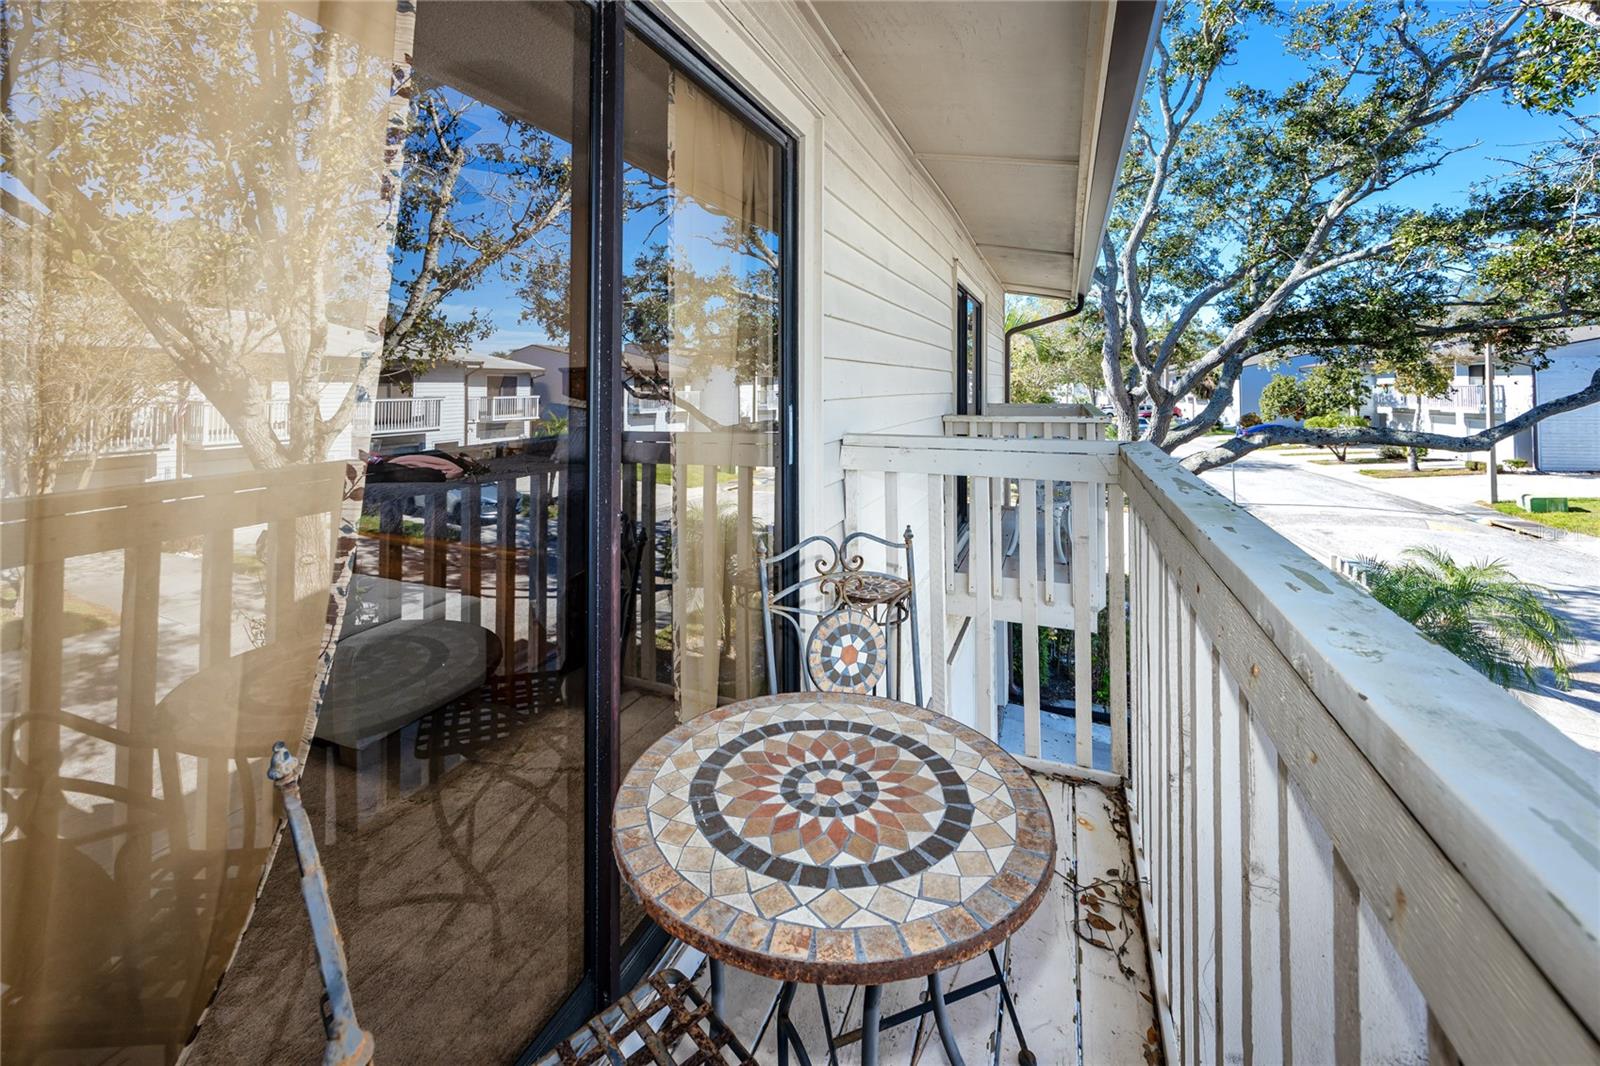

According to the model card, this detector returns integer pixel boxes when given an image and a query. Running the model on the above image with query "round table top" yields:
[613,692,1056,985]
[315,618,502,748]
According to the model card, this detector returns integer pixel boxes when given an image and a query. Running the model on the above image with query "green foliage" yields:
[1238,411,1262,429]
[1092,0,1600,462]
[1377,445,1427,461]
[1301,363,1370,417]
[1258,374,1307,420]
[1358,547,1575,690]
[1302,413,1368,461]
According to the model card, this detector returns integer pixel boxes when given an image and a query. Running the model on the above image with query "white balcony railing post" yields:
[1118,442,1597,1066]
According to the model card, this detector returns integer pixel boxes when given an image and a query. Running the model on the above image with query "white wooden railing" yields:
[1120,443,1596,1065]
[838,429,1597,1064]
[1373,384,1506,413]
[839,431,1122,773]
[475,395,540,422]
[371,396,442,436]
[182,401,292,447]
[64,404,176,456]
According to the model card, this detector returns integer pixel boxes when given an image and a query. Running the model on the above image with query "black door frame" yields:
[525,2,799,1059]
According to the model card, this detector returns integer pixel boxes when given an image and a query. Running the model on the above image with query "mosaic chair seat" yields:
[756,529,923,707]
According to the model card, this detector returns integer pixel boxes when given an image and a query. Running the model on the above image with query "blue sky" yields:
[1219,14,1593,212]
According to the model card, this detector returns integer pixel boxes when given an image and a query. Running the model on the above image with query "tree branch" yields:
[1181,368,1600,473]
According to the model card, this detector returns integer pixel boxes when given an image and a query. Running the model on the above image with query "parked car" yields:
[445,482,525,525]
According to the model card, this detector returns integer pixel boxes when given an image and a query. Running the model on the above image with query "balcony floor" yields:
[712,772,1158,1066]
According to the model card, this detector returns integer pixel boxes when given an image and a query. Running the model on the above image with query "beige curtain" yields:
[0,3,409,1059]
[665,71,778,720]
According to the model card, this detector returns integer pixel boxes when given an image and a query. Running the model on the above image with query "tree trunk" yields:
[1408,446,1420,471]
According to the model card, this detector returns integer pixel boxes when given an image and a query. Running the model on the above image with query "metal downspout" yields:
[1002,293,1086,402]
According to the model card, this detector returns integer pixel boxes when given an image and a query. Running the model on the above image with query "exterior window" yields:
[955,286,983,535]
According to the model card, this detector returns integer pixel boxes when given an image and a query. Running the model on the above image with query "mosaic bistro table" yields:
[613,691,1056,1065]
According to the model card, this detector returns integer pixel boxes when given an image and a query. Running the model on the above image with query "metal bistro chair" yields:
[756,529,923,708]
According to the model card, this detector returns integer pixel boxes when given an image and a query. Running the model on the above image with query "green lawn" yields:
[1485,498,1600,538]
[1311,456,1390,466]
[1359,467,1479,479]
[655,465,739,488]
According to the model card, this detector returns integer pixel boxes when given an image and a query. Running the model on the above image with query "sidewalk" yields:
[1247,447,1600,557]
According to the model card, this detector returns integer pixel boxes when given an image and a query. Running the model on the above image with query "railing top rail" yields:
[1118,442,1599,1030]
[944,412,1110,426]
[841,432,1118,481]
[980,402,1109,419]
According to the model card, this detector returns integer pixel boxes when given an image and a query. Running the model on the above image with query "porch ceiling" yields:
[810,0,1158,300]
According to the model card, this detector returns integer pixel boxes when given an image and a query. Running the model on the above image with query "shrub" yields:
[1466,460,1486,472]
[1259,375,1307,421]
[1357,546,1575,690]
[1302,413,1368,462]
[1506,458,1529,470]
[1238,411,1262,429]
[1377,445,1429,462]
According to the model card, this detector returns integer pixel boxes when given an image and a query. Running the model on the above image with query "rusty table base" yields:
[719,948,1034,1066]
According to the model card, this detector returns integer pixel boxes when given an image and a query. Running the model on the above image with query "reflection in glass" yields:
[189,3,593,1062]
[618,35,782,748]
[1,2,404,1061]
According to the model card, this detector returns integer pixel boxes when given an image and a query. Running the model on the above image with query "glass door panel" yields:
[189,2,592,1060]
[616,31,784,941]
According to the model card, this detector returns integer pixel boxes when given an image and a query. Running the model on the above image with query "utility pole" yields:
[1485,342,1498,503]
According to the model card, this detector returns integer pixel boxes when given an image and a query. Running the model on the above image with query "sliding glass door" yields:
[1,3,791,1062]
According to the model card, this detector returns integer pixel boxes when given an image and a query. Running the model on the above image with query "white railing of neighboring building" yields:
[63,404,176,456]
[1374,384,1505,412]
[475,395,540,421]
[182,401,291,448]
[372,397,442,436]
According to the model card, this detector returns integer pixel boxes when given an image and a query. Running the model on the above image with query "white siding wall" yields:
[660,3,1013,707]
[660,0,1008,535]
[1535,339,1600,473]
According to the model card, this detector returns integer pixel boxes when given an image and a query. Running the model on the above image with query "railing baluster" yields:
[1108,484,1127,776]
[701,463,721,712]
[642,464,659,686]
[1017,477,1040,758]
[460,483,482,627]
[1071,482,1095,768]
[971,475,994,738]
[495,477,515,676]
[735,464,754,701]
[530,473,548,667]
[925,471,949,713]
[422,489,446,621]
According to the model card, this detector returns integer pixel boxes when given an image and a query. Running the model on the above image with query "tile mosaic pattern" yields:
[614,692,1055,983]
[805,608,886,694]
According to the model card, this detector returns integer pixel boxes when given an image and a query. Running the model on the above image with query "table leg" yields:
[776,980,798,1066]
[927,971,966,1066]
[989,946,1036,1065]
[710,957,725,1019]
[861,985,882,1066]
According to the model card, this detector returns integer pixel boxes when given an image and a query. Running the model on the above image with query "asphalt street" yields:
[1195,451,1600,750]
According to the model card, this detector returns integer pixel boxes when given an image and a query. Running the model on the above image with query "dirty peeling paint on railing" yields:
[1118,441,1599,1066]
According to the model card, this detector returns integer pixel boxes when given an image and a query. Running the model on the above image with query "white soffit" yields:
[811,0,1158,300]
